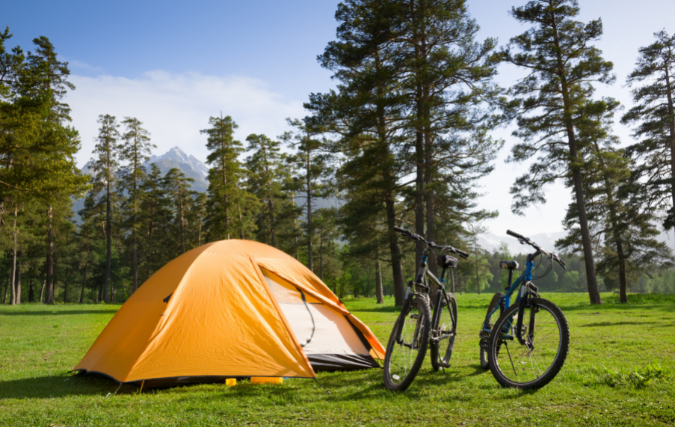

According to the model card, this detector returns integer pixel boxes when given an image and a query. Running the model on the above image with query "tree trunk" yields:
[450,270,455,294]
[178,181,185,254]
[385,199,406,306]
[10,206,17,305]
[3,269,10,304]
[28,275,34,303]
[664,67,675,229]
[39,279,46,303]
[269,198,276,247]
[375,259,384,304]
[14,253,21,304]
[104,180,112,303]
[221,138,230,240]
[80,259,88,304]
[237,201,244,240]
[319,234,324,280]
[45,204,55,304]
[475,236,481,295]
[306,145,313,271]
[63,265,69,303]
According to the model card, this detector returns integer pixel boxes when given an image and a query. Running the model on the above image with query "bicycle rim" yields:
[384,297,430,391]
[431,293,457,370]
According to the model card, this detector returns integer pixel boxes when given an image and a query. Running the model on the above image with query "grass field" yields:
[1,292,674,426]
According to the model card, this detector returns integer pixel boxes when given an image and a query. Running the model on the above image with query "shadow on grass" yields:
[349,305,401,314]
[0,373,129,400]
[0,310,118,316]
[580,321,658,327]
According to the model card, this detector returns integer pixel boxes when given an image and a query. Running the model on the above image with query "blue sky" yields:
[4,0,675,247]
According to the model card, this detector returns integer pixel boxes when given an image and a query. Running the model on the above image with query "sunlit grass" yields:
[1,292,674,426]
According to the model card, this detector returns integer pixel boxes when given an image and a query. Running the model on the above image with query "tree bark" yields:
[319,234,324,280]
[104,178,112,303]
[80,258,88,304]
[39,279,46,303]
[3,269,10,304]
[28,275,34,303]
[14,253,21,304]
[10,206,17,305]
[178,179,185,254]
[664,66,675,229]
[45,204,55,304]
[385,199,406,306]
[306,138,313,271]
[375,259,384,304]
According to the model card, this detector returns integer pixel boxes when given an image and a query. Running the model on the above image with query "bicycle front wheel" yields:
[488,298,569,389]
[383,296,431,391]
[430,292,457,371]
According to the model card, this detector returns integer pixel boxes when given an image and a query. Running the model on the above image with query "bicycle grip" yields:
[456,249,470,259]
[506,229,526,240]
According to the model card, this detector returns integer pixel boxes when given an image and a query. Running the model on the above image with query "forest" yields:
[3,0,675,307]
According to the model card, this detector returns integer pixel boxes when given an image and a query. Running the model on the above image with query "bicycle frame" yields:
[481,253,537,338]
[397,248,451,344]
[406,249,448,298]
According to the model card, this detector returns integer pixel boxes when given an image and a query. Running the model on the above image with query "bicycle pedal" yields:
[410,314,419,319]
[437,362,451,368]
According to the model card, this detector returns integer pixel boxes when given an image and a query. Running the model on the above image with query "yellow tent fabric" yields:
[74,240,384,385]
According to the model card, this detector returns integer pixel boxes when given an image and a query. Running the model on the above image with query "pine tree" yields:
[90,114,121,303]
[119,117,155,292]
[396,0,500,271]
[621,30,675,229]
[76,192,102,303]
[201,115,245,240]
[283,118,332,272]
[500,0,615,305]
[139,164,172,280]
[245,134,286,247]
[163,168,194,255]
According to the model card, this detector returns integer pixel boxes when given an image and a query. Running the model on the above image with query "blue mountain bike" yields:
[479,230,570,389]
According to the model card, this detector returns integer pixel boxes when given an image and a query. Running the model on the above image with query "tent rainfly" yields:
[74,240,385,388]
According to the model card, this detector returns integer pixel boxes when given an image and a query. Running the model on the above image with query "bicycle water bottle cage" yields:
[500,260,519,270]
[437,255,458,269]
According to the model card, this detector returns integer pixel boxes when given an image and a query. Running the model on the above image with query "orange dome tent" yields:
[74,240,385,388]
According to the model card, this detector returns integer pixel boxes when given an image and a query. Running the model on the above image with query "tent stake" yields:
[140,380,145,393]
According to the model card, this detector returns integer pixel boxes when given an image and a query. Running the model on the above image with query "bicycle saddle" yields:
[437,255,458,269]
[500,260,519,270]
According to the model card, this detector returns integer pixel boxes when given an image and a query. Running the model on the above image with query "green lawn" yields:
[1,293,674,426]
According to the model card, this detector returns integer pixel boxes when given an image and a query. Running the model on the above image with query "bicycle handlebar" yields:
[507,229,566,269]
[393,227,470,259]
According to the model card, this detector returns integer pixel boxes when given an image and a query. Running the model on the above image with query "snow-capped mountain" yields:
[79,147,209,193]
[144,147,209,193]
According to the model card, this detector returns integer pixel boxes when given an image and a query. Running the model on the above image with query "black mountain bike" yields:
[383,227,469,391]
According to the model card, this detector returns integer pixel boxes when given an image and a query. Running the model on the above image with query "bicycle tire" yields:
[430,292,457,371]
[480,292,505,369]
[488,297,569,389]
[383,296,431,391]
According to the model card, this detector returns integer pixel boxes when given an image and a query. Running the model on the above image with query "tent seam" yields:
[121,243,218,382]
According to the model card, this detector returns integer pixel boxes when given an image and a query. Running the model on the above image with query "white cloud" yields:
[67,71,306,167]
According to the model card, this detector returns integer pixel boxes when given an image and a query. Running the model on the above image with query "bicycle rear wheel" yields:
[383,296,431,391]
[488,298,569,389]
[480,292,505,369]
[430,292,457,371]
